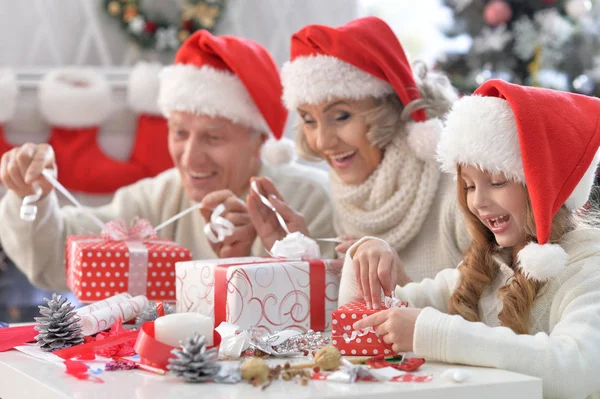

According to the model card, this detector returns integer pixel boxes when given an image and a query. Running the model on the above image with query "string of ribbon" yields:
[19,168,234,242]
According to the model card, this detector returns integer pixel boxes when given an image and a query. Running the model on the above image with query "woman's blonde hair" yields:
[295,62,458,161]
[448,165,579,334]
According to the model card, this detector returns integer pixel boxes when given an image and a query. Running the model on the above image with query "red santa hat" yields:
[438,79,600,281]
[159,30,292,164]
[281,16,445,161]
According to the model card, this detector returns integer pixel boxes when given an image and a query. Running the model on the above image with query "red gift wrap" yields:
[332,301,400,356]
[66,235,191,302]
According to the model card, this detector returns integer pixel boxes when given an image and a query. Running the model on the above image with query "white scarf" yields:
[331,134,441,252]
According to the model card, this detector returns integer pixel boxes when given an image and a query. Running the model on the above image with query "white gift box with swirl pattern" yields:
[175,257,340,337]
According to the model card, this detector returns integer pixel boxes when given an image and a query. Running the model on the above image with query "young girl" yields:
[248,17,470,302]
[345,79,600,399]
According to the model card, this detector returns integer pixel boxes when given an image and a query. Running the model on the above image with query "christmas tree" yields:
[440,0,600,96]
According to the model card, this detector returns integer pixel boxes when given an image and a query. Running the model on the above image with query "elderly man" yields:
[0,31,335,292]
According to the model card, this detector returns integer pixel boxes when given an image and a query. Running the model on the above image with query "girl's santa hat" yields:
[158,30,292,164]
[281,16,447,161]
[438,79,600,281]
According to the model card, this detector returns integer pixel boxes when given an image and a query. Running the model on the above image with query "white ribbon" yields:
[20,168,234,244]
[342,324,376,344]
[270,231,321,259]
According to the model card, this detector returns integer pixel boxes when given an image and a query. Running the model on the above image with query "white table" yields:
[0,350,542,399]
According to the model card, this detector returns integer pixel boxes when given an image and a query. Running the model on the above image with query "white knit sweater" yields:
[0,162,336,292]
[341,229,600,399]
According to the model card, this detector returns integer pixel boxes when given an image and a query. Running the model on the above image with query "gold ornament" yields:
[182,2,220,29]
[313,345,342,371]
[123,5,138,22]
[108,1,121,16]
[241,357,270,384]
[178,30,190,43]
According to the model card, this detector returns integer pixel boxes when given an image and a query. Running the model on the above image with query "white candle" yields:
[154,313,214,347]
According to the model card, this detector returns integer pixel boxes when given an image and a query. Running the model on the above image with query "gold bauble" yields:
[108,1,121,16]
[240,357,270,383]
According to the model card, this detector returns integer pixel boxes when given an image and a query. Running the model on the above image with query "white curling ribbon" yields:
[203,203,235,244]
[20,168,228,242]
[342,324,376,344]
[270,231,321,259]
[215,322,250,359]
[384,293,408,309]
[251,180,290,235]
[20,182,43,222]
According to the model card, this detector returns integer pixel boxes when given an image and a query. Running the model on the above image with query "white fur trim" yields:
[406,118,442,162]
[261,137,296,165]
[158,64,269,133]
[517,242,568,281]
[39,68,112,127]
[437,96,524,181]
[128,61,162,115]
[281,54,395,110]
[565,148,600,210]
[0,69,17,123]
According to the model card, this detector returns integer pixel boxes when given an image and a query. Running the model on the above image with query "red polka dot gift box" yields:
[331,301,407,356]
[66,235,191,303]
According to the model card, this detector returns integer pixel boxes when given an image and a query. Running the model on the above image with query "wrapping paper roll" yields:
[79,295,149,336]
[75,293,133,316]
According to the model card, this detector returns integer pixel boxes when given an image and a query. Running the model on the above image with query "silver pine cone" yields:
[135,302,173,327]
[168,333,221,383]
[34,294,84,352]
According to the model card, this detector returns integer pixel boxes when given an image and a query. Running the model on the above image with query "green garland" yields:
[104,0,226,52]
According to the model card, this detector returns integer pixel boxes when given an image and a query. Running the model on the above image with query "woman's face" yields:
[298,98,382,185]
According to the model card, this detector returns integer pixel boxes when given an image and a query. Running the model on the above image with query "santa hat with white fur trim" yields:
[437,79,600,281]
[281,16,444,161]
[159,30,292,164]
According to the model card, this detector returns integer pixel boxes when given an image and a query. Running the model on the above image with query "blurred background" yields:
[1,0,599,322]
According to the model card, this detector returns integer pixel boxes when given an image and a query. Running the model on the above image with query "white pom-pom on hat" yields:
[261,137,296,165]
[517,242,568,281]
[406,118,443,162]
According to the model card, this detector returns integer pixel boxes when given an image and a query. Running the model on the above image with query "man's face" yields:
[168,111,265,202]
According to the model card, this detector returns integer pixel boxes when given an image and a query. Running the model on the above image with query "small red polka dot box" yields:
[331,301,406,356]
[66,235,192,303]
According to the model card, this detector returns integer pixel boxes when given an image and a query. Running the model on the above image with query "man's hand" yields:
[0,143,56,198]
[200,189,257,258]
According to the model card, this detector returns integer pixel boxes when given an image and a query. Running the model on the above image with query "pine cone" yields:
[135,302,173,326]
[34,294,84,352]
[168,333,221,383]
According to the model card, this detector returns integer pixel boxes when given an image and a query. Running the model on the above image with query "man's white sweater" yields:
[0,162,336,292]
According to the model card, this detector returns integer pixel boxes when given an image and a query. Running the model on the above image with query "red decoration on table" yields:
[332,301,407,356]
[134,321,176,370]
[53,330,139,360]
[64,359,103,383]
[389,374,433,383]
[93,318,137,357]
[0,325,38,352]
[366,355,426,372]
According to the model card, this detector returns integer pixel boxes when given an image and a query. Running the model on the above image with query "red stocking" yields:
[0,68,17,159]
[39,68,147,194]
[127,62,173,177]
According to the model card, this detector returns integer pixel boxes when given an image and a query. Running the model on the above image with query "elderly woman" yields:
[248,17,470,308]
